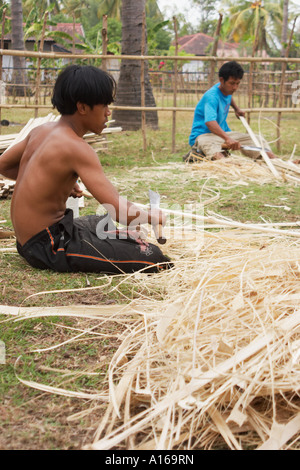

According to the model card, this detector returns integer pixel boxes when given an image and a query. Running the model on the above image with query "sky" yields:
[157,0,200,26]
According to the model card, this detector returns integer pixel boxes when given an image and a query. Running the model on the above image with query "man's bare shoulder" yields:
[28,121,89,155]
[25,118,101,172]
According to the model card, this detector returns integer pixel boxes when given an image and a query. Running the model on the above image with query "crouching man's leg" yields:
[194,134,227,161]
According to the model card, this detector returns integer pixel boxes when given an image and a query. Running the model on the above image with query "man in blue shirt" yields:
[188,61,275,161]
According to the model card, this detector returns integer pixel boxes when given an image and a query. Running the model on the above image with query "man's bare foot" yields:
[211,152,225,161]
[292,159,300,165]
[266,151,276,159]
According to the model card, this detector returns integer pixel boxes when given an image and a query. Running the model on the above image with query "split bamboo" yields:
[2,49,300,63]
[239,116,280,179]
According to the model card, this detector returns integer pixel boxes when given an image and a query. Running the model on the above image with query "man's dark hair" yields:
[51,65,116,115]
[218,61,244,82]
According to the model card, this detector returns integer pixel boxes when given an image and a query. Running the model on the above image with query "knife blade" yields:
[149,189,167,244]
[222,144,271,152]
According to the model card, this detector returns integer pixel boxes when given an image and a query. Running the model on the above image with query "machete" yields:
[222,144,271,152]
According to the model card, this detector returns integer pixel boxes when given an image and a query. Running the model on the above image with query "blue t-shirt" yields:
[189,83,232,146]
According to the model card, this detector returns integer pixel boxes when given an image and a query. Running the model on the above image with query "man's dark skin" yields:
[0,102,165,246]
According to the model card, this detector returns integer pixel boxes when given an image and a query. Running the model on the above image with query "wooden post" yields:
[102,15,108,72]
[172,16,178,154]
[247,20,260,124]
[209,13,223,88]
[34,12,48,118]
[0,8,6,134]
[276,16,297,152]
[161,71,165,107]
[141,10,147,153]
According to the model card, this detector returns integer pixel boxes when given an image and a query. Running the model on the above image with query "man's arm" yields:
[231,97,245,119]
[0,138,28,180]
[72,143,166,229]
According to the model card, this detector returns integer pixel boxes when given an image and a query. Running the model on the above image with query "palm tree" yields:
[223,0,283,54]
[22,0,61,18]
[281,0,289,55]
[97,0,162,20]
[97,0,122,20]
[112,0,158,130]
[10,0,27,96]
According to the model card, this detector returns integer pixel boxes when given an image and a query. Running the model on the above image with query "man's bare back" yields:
[10,121,85,245]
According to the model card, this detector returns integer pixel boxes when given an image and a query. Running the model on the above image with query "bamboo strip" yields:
[239,116,280,179]
[90,311,300,450]
[0,120,122,154]
[135,202,300,238]
[2,49,300,63]
[14,355,109,400]
[273,158,300,175]
[2,229,300,449]
[1,105,300,114]
[257,413,300,450]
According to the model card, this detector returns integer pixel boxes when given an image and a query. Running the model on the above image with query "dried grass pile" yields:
[188,155,278,184]
[188,154,300,186]
[82,229,300,450]
[1,227,300,449]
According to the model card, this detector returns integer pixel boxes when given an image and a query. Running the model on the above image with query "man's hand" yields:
[224,136,241,151]
[234,107,245,119]
[148,207,166,229]
[70,181,83,198]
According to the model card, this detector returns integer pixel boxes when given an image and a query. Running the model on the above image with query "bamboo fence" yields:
[1,13,300,151]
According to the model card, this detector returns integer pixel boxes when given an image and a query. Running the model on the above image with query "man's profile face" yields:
[87,104,112,135]
[219,76,241,96]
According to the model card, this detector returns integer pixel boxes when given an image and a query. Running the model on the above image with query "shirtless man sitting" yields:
[0,65,171,274]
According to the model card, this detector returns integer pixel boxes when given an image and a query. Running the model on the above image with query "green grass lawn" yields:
[0,107,300,449]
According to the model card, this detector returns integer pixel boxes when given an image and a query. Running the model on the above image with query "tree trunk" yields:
[10,0,27,96]
[112,0,158,131]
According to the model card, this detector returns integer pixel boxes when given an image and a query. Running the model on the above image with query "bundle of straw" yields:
[1,228,300,450]
[189,155,300,185]
[0,178,15,199]
[87,230,300,450]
